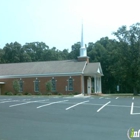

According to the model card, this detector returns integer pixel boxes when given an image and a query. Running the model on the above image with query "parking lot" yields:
[0,95,140,140]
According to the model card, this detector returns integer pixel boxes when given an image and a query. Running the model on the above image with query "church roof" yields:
[0,60,103,78]
[84,62,103,76]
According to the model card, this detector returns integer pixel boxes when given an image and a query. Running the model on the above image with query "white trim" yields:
[99,63,103,75]
[0,82,5,84]
[82,62,87,73]
[0,72,82,79]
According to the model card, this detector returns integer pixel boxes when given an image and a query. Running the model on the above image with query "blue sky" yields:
[0,0,140,51]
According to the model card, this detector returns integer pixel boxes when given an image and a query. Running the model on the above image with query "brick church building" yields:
[0,24,103,95]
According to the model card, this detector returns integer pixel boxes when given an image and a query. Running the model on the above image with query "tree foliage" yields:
[45,81,52,92]
[13,79,20,94]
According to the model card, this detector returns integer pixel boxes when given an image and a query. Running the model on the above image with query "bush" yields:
[73,92,79,95]
[58,92,63,95]
[17,93,23,96]
[13,80,20,94]
[4,91,9,95]
[45,81,52,92]
[35,92,42,95]
[68,93,73,95]
[6,92,13,95]
[46,92,52,96]
[27,93,32,96]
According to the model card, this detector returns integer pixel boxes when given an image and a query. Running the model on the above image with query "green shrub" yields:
[6,92,13,95]
[58,92,63,95]
[46,92,52,96]
[36,92,42,95]
[53,91,58,95]
[68,93,73,95]
[27,93,32,96]
[4,91,9,95]
[73,92,79,95]
[17,93,23,96]
[24,92,32,95]
[13,80,20,94]
[45,81,52,92]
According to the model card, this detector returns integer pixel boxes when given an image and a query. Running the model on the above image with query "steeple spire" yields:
[80,21,87,57]
[81,21,84,48]
[78,21,89,62]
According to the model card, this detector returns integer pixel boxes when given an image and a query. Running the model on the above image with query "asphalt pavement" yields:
[0,95,140,140]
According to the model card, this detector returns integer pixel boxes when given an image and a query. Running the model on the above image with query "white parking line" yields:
[37,100,68,109]
[130,102,134,115]
[116,97,119,99]
[130,102,140,115]
[22,99,31,101]
[105,97,111,99]
[63,97,73,98]
[0,100,19,103]
[132,97,134,100]
[53,96,60,98]
[97,101,111,112]
[0,99,11,101]
[9,100,46,107]
[99,97,103,99]
[65,100,89,110]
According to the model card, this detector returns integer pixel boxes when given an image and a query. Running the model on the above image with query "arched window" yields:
[19,79,23,92]
[34,78,40,92]
[68,77,74,91]
[52,77,57,91]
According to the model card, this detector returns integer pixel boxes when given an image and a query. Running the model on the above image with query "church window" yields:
[19,79,23,92]
[52,77,56,91]
[34,78,40,92]
[68,77,74,91]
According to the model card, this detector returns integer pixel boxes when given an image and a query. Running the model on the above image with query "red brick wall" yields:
[0,75,82,95]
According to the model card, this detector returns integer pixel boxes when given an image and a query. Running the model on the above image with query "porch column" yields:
[94,76,102,93]
[96,76,102,93]
[94,75,97,93]
[99,77,102,93]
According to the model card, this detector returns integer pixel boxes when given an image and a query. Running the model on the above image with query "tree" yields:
[23,42,49,61]
[0,49,4,63]
[45,81,52,93]
[13,79,20,94]
[112,23,140,94]
[69,42,80,59]
[2,42,31,63]
[88,37,118,93]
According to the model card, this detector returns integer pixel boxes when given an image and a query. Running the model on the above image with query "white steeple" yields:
[80,21,87,57]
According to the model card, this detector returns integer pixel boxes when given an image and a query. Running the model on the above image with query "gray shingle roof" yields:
[84,62,103,76]
[0,60,103,78]
[0,60,86,76]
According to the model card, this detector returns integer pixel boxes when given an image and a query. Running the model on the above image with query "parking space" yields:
[0,95,140,140]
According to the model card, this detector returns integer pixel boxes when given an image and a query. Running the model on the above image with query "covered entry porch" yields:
[82,75,102,94]
[82,62,103,94]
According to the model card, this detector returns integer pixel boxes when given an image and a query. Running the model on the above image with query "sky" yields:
[0,0,140,51]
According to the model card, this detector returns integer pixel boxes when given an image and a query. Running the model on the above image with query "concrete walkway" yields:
[74,93,85,98]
